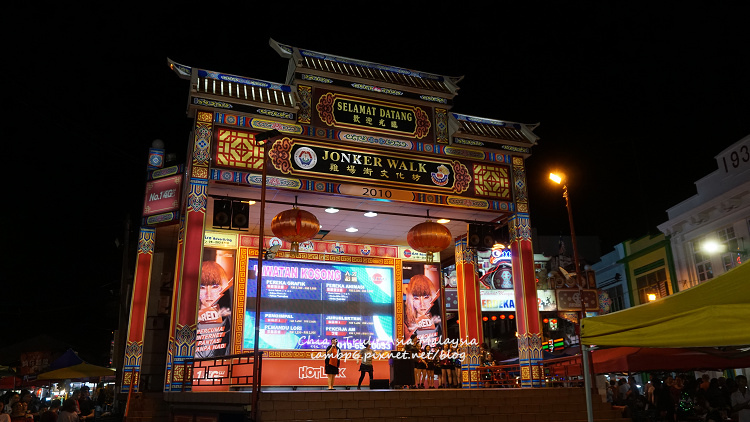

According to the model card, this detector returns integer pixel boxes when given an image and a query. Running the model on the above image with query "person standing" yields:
[8,402,31,421]
[77,386,95,422]
[439,343,454,388]
[56,400,78,422]
[40,400,60,422]
[423,345,436,389]
[403,334,419,389]
[617,378,630,405]
[731,375,750,422]
[3,393,19,415]
[0,402,10,422]
[357,341,374,390]
[324,338,341,390]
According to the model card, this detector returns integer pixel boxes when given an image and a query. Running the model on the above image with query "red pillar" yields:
[509,156,543,387]
[163,217,184,391]
[121,227,155,393]
[455,235,483,388]
[164,111,212,391]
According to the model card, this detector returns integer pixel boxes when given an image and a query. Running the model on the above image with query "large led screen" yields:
[243,260,395,351]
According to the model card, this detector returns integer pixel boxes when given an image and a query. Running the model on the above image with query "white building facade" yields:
[592,245,630,312]
[658,134,750,291]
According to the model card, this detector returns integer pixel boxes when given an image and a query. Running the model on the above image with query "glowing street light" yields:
[549,173,583,287]
[701,240,723,254]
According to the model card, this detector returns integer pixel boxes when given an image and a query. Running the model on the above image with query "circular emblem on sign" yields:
[299,240,315,252]
[269,237,283,248]
[403,249,412,258]
[431,165,451,186]
[294,147,317,169]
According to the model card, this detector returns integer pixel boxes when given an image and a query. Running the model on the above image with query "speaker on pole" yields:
[213,199,231,227]
[232,201,249,229]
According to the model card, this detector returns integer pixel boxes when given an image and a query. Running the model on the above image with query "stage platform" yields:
[158,386,628,422]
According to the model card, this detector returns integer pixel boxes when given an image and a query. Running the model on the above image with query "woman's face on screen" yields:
[414,294,432,316]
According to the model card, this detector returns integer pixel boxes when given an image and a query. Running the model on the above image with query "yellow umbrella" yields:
[37,363,115,380]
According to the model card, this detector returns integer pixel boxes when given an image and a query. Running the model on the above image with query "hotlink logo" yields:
[298,366,347,379]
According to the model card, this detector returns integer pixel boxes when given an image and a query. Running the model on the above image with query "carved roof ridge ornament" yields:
[269,38,461,96]
[168,58,192,79]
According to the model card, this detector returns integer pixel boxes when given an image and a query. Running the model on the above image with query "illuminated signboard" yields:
[398,247,440,262]
[203,231,238,248]
[212,129,517,212]
[445,289,558,312]
[479,289,558,312]
[270,138,470,194]
[243,260,395,351]
[315,91,431,139]
[142,174,182,217]
[555,289,599,311]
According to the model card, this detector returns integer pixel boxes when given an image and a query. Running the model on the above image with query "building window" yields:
[605,285,625,312]
[717,226,740,272]
[691,236,713,283]
[636,268,668,304]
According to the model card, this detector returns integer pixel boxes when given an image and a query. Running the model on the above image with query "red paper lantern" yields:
[491,315,497,321]
[499,315,506,319]
[407,220,452,263]
[543,318,549,324]
[271,208,320,254]
[509,315,514,320]
[482,316,488,321]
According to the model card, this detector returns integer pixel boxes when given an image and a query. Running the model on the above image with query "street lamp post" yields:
[550,172,593,422]
[549,173,587,323]
[251,129,280,419]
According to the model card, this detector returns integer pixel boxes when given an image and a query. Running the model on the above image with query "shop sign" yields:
[143,174,182,217]
[204,231,238,248]
[19,351,51,376]
[555,289,599,311]
[480,289,557,312]
[269,138,470,194]
[315,92,431,139]
[398,247,440,262]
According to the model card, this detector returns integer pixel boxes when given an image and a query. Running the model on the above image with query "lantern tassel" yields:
[291,241,300,256]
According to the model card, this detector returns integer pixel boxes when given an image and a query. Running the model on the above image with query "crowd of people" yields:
[605,373,750,422]
[0,384,114,422]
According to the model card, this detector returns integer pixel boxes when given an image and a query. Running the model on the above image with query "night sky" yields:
[6,4,749,363]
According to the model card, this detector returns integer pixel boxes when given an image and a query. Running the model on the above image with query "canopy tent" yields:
[37,362,115,380]
[49,348,84,370]
[592,346,750,373]
[0,365,15,377]
[582,261,750,348]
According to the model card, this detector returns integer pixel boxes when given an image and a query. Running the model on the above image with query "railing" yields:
[479,355,585,388]
[174,352,263,419]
